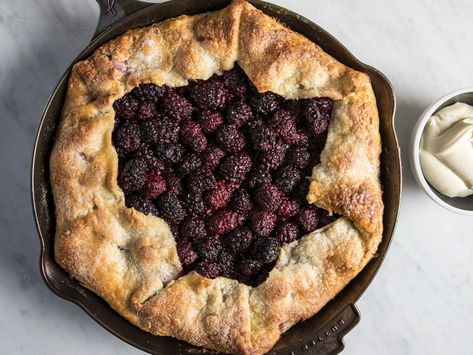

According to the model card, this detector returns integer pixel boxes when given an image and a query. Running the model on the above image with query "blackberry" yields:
[183,192,206,217]
[274,165,302,194]
[250,210,277,237]
[286,145,310,169]
[250,237,280,264]
[196,236,222,260]
[277,197,300,220]
[255,183,283,212]
[179,120,207,153]
[161,90,194,122]
[163,173,183,196]
[218,250,235,277]
[140,117,179,145]
[247,166,272,189]
[119,158,147,193]
[296,206,319,233]
[180,216,207,241]
[154,143,184,164]
[178,153,202,176]
[226,100,254,127]
[229,189,253,214]
[239,259,263,277]
[274,223,299,244]
[142,172,167,199]
[215,124,245,153]
[126,194,158,216]
[219,153,252,183]
[156,192,186,225]
[114,122,141,157]
[133,145,164,173]
[269,109,301,144]
[302,97,333,135]
[204,180,233,213]
[261,140,288,170]
[176,237,198,268]
[113,94,139,120]
[249,92,280,115]
[137,101,158,121]
[187,170,217,193]
[207,209,244,236]
[195,259,221,279]
[131,83,166,102]
[189,79,228,111]
[223,226,254,255]
[221,66,247,98]
[251,124,277,152]
[198,110,223,134]
[202,145,225,171]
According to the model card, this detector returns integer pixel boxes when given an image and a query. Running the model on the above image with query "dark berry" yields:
[176,237,198,268]
[218,250,235,277]
[219,153,252,183]
[251,124,277,152]
[302,97,333,135]
[126,194,159,216]
[250,210,277,237]
[269,109,302,144]
[180,216,206,241]
[274,223,299,244]
[156,192,186,225]
[223,226,254,255]
[142,172,166,199]
[255,183,283,211]
[119,158,147,192]
[179,120,207,153]
[131,83,166,102]
[189,80,228,111]
[261,141,288,170]
[113,94,139,120]
[187,170,217,193]
[195,259,221,279]
[274,165,302,194]
[286,146,310,169]
[140,117,179,145]
[250,92,280,115]
[163,173,182,196]
[137,101,158,121]
[296,206,319,233]
[204,180,233,213]
[247,166,272,189]
[202,145,225,171]
[114,122,141,157]
[239,259,263,277]
[154,143,184,164]
[161,90,193,122]
[250,237,280,264]
[277,197,300,220]
[229,189,253,214]
[183,192,206,217]
[221,66,247,98]
[196,236,222,260]
[226,100,254,127]
[133,145,164,173]
[198,110,223,134]
[178,153,202,176]
[207,209,244,236]
[215,124,245,153]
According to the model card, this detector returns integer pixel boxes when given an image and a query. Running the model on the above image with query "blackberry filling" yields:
[112,65,338,286]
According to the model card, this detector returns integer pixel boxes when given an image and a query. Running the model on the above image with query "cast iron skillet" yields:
[32,0,401,354]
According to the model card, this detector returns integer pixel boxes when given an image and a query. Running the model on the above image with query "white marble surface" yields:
[1,0,473,354]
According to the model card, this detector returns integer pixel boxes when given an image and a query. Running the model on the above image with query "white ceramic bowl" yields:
[409,88,473,215]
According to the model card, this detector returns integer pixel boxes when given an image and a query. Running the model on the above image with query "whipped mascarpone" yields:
[420,102,473,198]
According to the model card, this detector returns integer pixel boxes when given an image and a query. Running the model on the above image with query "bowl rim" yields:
[409,87,473,215]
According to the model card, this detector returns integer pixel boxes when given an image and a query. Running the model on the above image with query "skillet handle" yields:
[93,0,152,40]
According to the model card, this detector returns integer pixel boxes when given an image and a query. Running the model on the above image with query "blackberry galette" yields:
[50,1,383,354]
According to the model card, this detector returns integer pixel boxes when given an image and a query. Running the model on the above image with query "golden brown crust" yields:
[50,1,383,354]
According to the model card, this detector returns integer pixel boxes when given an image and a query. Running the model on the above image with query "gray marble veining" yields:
[1,0,472,354]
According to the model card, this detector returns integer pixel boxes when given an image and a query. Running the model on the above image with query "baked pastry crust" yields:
[50,1,383,354]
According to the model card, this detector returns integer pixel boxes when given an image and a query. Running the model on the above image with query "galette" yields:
[50,0,383,353]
